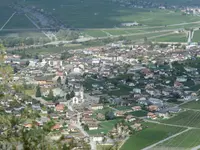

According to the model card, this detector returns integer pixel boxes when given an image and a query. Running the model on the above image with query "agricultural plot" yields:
[161,110,200,128]
[83,30,107,37]
[120,122,185,150]
[181,100,200,110]
[4,14,36,29]
[152,33,187,43]
[0,6,15,27]
[156,129,200,149]
[192,30,200,43]
[20,0,200,28]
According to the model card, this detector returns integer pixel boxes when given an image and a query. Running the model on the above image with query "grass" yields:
[25,89,35,96]
[161,110,200,128]
[181,100,200,110]
[156,129,200,149]
[87,119,122,135]
[120,122,185,150]
[128,110,148,117]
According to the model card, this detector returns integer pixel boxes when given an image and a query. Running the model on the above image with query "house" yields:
[83,110,93,116]
[97,113,105,120]
[5,108,12,114]
[114,111,125,117]
[88,123,98,130]
[55,104,65,112]
[148,98,163,106]
[81,117,94,124]
[24,123,32,128]
[147,112,157,120]
[46,103,55,108]
[125,115,136,122]
[50,114,59,120]
[176,76,187,82]
[41,109,48,114]
[132,123,142,131]
[148,105,160,112]
[157,111,169,119]
[51,124,62,131]
[168,107,181,113]
[32,104,41,111]
[133,88,141,94]
[92,135,104,142]
[132,106,142,111]
[91,104,103,110]
[174,81,183,88]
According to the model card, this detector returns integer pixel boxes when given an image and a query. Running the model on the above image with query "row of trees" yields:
[0,37,51,47]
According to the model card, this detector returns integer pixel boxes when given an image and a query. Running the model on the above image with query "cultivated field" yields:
[181,100,200,110]
[120,122,185,150]
[152,33,187,43]
[161,110,200,128]
[4,14,36,29]
[20,0,200,28]
[156,129,200,149]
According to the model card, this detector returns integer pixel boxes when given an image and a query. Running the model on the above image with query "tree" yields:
[105,111,115,120]
[57,76,61,85]
[65,78,68,85]
[144,36,148,44]
[66,94,71,100]
[48,89,54,100]
[83,124,89,131]
[70,91,75,98]
[62,143,70,150]
[35,85,41,97]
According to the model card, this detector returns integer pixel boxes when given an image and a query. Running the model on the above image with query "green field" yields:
[87,119,122,135]
[181,100,200,110]
[120,122,185,150]
[192,30,200,43]
[156,129,200,149]
[128,110,148,117]
[161,110,200,128]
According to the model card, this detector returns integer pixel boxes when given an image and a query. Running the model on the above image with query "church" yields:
[72,85,84,104]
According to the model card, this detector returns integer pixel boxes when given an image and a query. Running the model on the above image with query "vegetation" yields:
[181,100,200,110]
[120,122,185,150]
[161,110,200,128]
[35,85,41,97]
[156,129,200,149]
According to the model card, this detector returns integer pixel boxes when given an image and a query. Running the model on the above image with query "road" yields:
[191,144,200,150]
[142,128,191,150]
[67,100,96,150]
